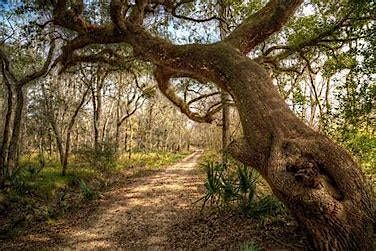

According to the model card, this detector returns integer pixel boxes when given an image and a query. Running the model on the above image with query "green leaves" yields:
[323,53,357,77]
[198,161,283,218]
[79,179,97,200]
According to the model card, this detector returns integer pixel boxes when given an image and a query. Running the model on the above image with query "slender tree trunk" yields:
[0,81,13,181]
[53,128,65,170]
[92,92,100,151]
[115,123,121,150]
[123,121,128,152]
[128,121,132,159]
[62,133,70,176]
[48,130,52,156]
[62,87,88,176]
[221,92,230,163]
[115,92,121,151]
[7,85,24,174]
[41,84,65,169]
[219,0,231,164]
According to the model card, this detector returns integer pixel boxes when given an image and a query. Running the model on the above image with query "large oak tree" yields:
[33,0,375,249]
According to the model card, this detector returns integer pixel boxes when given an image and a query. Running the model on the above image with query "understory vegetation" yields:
[0,151,189,238]
[198,159,284,218]
[0,0,375,249]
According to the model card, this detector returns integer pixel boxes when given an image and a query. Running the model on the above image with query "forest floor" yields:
[1,151,307,250]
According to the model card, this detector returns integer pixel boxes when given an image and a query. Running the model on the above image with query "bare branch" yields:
[155,66,219,123]
[20,41,56,85]
[170,1,227,24]
[187,91,220,105]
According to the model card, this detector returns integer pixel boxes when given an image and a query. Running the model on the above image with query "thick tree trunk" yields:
[212,46,375,250]
[153,42,374,249]
[52,0,374,247]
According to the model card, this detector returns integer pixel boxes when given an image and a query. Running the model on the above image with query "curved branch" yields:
[155,67,218,123]
[187,91,220,105]
[20,41,56,85]
[170,1,227,25]
[225,0,303,54]
[62,49,135,71]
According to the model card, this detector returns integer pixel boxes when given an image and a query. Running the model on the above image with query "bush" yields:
[198,161,284,218]
[76,141,118,171]
[79,179,97,200]
[240,241,261,251]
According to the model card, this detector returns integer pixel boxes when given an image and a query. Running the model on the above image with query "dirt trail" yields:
[2,151,306,250]
[65,151,204,249]
[3,151,205,250]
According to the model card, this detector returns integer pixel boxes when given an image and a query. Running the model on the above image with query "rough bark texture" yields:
[0,80,13,179]
[0,43,55,179]
[7,86,24,173]
[155,43,375,250]
[50,0,375,249]
[219,0,231,164]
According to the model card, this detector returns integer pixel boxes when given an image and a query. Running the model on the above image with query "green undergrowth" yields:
[16,157,97,200]
[118,151,190,170]
[0,151,190,238]
[340,131,376,187]
[240,241,262,251]
[198,150,285,218]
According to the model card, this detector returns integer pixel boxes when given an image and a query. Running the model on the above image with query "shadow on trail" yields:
[1,151,205,250]
[1,150,306,250]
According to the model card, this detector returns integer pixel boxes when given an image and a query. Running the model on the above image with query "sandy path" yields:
[64,150,204,250]
[2,151,307,250]
[2,151,204,250]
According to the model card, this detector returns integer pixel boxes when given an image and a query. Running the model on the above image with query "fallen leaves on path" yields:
[1,151,306,250]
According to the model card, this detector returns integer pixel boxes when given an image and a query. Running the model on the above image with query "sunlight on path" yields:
[62,151,203,249]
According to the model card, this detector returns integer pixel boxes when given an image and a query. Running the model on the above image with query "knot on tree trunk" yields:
[282,141,321,188]
[286,158,320,188]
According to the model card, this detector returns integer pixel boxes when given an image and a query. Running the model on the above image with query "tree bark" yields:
[52,0,375,248]
[212,46,375,250]
[221,92,230,163]
[219,0,231,164]
[7,86,24,174]
[41,83,65,170]
[152,42,375,250]
[0,79,13,181]
[61,87,88,176]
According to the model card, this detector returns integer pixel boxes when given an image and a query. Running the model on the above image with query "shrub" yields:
[79,179,97,200]
[240,241,261,251]
[198,161,284,218]
[76,141,118,171]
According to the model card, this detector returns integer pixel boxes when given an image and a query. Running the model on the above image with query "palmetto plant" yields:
[198,161,283,218]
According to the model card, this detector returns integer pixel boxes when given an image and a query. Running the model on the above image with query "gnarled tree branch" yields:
[225,0,303,54]
[155,66,220,123]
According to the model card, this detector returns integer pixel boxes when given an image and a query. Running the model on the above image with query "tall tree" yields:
[37,0,376,249]
[0,42,55,182]
[41,75,89,176]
